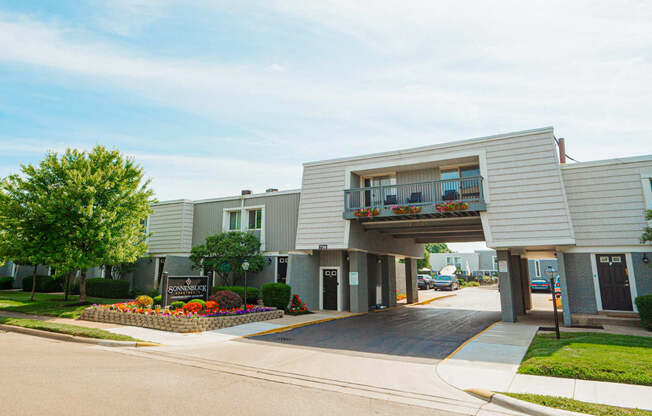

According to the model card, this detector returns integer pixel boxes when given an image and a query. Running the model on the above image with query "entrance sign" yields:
[162,275,209,307]
[498,260,508,273]
[349,272,359,286]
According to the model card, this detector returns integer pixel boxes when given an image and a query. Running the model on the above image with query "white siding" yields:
[562,160,652,246]
[148,201,194,254]
[296,128,575,250]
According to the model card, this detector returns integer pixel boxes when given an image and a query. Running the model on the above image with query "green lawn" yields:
[518,332,652,386]
[503,393,652,416]
[0,316,143,342]
[0,290,128,319]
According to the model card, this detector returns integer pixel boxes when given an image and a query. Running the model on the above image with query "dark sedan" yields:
[417,277,429,290]
[530,278,551,292]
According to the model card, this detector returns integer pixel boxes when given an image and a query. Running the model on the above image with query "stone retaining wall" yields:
[80,307,284,333]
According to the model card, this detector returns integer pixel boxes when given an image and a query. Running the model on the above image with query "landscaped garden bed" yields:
[80,300,283,333]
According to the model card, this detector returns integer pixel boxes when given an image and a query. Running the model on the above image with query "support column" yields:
[381,255,397,308]
[348,251,369,313]
[520,257,532,311]
[510,254,525,316]
[556,251,572,327]
[405,258,418,304]
[498,250,517,322]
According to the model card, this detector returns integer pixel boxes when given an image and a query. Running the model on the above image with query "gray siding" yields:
[0,262,13,277]
[563,253,598,314]
[246,259,276,288]
[562,160,652,246]
[632,253,652,299]
[131,257,156,293]
[297,128,575,250]
[319,250,344,267]
[192,199,241,247]
[148,201,194,254]
[477,251,497,271]
[164,255,199,277]
[396,167,440,184]
[245,192,300,252]
[288,253,320,310]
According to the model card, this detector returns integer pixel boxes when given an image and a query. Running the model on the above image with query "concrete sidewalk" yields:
[437,322,652,411]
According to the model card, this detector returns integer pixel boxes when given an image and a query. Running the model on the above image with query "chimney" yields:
[241,189,252,196]
[265,188,279,193]
[558,138,566,164]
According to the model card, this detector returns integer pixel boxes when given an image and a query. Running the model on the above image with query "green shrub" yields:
[187,298,206,306]
[262,283,291,310]
[153,295,162,305]
[86,278,130,298]
[169,301,185,310]
[211,286,259,303]
[635,295,652,330]
[0,277,14,289]
[145,289,160,298]
[209,290,242,309]
[22,275,63,292]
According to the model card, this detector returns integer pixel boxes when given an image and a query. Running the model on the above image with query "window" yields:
[492,256,498,271]
[534,260,541,278]
[248,209,262,230]
[229,211,241,231]
[446,256,454,265]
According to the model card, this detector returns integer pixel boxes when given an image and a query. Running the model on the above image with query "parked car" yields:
[418,274,435,289]
[530,278,551,292]
[417,277,429,290]
[433,274,459,291]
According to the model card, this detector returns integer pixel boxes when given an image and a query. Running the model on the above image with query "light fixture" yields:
[643,254,649,264]
[242,260,250,271]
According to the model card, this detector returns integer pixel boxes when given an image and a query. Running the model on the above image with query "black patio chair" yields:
[407,192,422,203]
[384,194,397,206]
[443,190,459,201]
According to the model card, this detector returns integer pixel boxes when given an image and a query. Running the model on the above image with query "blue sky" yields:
[1,1,652,252]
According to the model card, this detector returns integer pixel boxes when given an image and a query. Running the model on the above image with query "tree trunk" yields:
[80,269,87,303]
[29,264,38,301]
[64,272,72,301]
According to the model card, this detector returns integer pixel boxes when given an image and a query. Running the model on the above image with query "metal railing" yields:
[344,176,484,213]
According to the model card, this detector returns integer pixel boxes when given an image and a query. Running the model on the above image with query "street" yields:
[0,288,524,416]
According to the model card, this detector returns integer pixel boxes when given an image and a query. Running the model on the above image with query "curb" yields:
[0,324,161,347]
[463,390,589,416]
[411,293,456,306]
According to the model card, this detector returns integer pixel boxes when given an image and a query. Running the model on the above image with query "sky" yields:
[1,1,652,252]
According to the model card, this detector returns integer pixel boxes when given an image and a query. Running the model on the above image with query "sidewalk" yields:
[437,322,652,411]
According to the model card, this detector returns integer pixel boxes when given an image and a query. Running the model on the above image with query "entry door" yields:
[596,254,633,311]
[322,269,338,310]
[277,257,288,284]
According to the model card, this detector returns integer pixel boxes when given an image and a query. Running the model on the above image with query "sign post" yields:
[161,274,210,307]
[546,265,560,339]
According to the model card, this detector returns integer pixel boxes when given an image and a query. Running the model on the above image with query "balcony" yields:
[343,176,486,220]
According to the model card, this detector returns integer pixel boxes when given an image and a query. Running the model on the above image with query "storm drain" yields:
[275,336,295,342]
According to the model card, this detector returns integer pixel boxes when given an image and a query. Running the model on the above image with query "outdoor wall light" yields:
[242,260,250,271]
[643,253,649,264]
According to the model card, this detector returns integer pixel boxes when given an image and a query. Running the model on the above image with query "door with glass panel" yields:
[364,176,396,207]
[441,165,480,201]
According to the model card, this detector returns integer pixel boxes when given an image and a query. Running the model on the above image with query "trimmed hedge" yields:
[211,286,259,303]
[153,295,162,305]
[635,295,652,330]
[170,301,185,310]
[0,277,13,289]
[187,298,206,306]
[86,278,130,299]
[262,283,291,310]
[22,275,63,293]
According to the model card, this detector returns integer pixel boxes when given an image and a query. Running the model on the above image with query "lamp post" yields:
[242,260,249,310]
[546,265,560,339]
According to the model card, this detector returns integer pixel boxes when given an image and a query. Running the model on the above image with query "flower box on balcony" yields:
[353,208,379,217]
[434,201,469,213]
[391,205,422,215]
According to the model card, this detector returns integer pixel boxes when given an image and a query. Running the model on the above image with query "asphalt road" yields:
[252,304,501,359]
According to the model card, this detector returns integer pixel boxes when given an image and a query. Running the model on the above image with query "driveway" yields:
[251,302,501,360]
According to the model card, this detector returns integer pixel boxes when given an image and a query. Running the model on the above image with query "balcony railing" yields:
[343,176,486,219]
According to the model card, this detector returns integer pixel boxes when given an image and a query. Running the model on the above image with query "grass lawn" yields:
[503,393,652,416]
[0,316,143,342]
[518,332,652,386]
[0,290,128,319]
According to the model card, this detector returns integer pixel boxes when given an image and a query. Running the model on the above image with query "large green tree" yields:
[9,146,154,302]
[425,243,451,253]
[417,249,431,270]
[0,176,59,300]
[643,210,652,244]
[190,231,265,286]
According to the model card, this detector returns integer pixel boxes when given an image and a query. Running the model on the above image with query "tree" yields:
[643,210,652,244]
[190,232,265,286]
[425,243,451,253]
[417,248,430,270]
[0,175,59,301]
[17,146,154,302]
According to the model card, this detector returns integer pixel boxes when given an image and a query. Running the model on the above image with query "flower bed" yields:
[434,201,468,213]
[80,301,283,333]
